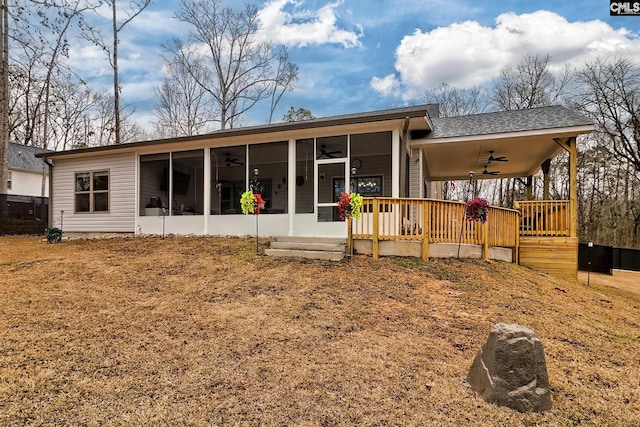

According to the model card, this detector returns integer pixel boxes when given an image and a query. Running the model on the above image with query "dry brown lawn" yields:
[1,235,639,426]
[578,270,640,296]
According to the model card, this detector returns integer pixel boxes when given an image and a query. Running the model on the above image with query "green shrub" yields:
[45,227,62,243]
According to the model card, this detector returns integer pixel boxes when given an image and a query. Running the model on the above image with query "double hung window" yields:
[75,170,109,213]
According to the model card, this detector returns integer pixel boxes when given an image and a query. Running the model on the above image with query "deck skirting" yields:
[518,236,578,279]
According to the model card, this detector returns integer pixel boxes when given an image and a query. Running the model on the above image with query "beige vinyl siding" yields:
[51,152,136,232]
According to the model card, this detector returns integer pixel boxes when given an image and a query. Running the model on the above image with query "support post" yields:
[514,211,520,264]
[482,220,489,260]
[541,159,552,200]
[422,200,430,261]
[568,139,577,238]
[526,175,533,201]
[372,198,379,259]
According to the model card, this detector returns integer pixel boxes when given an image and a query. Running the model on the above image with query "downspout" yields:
[43,156,53,228]
[400,117,410,197]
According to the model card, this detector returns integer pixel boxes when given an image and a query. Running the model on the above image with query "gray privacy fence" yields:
[579,242,640,274]
[0,194,49,235]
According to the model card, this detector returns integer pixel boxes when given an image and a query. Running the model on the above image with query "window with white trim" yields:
[7,171,11,190]
[75,170,109,213]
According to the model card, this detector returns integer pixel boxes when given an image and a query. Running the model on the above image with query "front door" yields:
[316,159,349,237]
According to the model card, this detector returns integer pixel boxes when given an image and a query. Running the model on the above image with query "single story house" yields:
[38,104,593,277]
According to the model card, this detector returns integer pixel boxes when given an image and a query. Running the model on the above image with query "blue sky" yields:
[67,0,640,131]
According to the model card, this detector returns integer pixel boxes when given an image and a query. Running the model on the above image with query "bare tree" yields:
[0,0,8,223]
[24,1,98,194]
[489,53,575,206]
[153,45,216,138]
[83,0,151,144]
[493,53,573,111]
[423,83,491,201]
[424,83,489,117]
[575,57,640,172]
[48,81,102,151]
[83,93,142,146]
[268,49,298,124]
[573,57,640,246]
[169,0,298,129]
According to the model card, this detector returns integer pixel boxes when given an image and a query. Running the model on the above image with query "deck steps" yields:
[265,236,346,261]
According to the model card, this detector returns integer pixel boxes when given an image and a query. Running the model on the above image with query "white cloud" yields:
[371,10,640,98]
[370,74,399,97]
[127,9,190,38]
[256,0,362,48]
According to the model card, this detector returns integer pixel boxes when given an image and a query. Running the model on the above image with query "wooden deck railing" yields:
[515,200,570,237]
[352,198,520,259]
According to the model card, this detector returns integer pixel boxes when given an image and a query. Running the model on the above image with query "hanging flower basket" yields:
[337,192,363,220]
[465,197,490,223]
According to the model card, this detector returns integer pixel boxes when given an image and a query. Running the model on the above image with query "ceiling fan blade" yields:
[487,150,509,163]
[319,144,342,158]
[223,154,244,166]
[482,166,500,176]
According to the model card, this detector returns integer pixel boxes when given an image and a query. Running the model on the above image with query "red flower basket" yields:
[465,197,490,223]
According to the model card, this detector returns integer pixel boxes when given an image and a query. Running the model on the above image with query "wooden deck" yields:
[351,197,578,279]
[351,198,519,261]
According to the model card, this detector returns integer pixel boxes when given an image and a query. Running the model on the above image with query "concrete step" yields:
[264,248,344,261]
[274,236,346,245]
[270,241,345,252]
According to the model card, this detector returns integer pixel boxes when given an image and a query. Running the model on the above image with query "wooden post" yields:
[568,139,577,238]
[482,220,489,260]
[372,198,379,259]
[514,211,520,264]
[422,200,430,261]
[526,176,533,201]
[541,159,552,200]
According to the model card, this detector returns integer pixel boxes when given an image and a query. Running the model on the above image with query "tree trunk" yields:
[112,0,121,144]
[0,0,9,225]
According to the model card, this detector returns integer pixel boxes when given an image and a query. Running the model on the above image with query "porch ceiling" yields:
[414,130,588,181]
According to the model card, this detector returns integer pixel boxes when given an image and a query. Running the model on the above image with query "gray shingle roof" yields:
[9,143,47,172]
[427,105,592,139]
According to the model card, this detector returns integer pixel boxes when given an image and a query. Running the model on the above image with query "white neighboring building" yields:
[8,143,49,198]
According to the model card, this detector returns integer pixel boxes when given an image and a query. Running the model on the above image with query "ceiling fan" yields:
[318,144,342,159]
[481,165,500,176]
[224,153,243,166]
[486,150,509,163]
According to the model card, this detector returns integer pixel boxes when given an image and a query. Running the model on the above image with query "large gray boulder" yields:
[467,323,552,412]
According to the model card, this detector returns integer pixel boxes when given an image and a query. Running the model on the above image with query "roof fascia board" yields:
[38,107,431,160]
[412,125,594,146]
[44,120,409,161]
